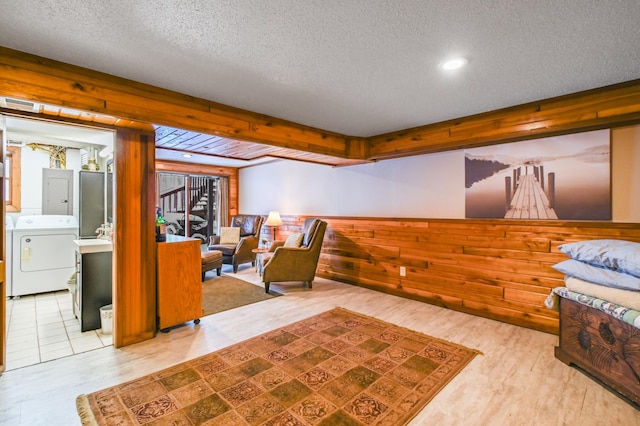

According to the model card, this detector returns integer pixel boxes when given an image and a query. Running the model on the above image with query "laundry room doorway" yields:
[1,115,116,371]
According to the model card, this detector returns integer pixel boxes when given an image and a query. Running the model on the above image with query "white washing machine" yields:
[11,215,79,297]
[5,215,13,296]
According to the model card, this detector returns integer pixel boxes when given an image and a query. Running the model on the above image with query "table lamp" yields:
[265,211,283,241]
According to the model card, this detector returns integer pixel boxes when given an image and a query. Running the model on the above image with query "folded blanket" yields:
[545,287,640,329]
[565,276,640,311]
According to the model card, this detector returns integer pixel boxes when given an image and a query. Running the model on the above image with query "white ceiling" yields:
[1,1,639,138]
[3,116,273,167]
[155,148,277,168]
[4,116,114,150]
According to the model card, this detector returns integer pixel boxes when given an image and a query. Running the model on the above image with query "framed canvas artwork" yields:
[465,129,611,220]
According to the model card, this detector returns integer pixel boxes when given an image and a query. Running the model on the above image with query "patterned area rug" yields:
[76,308,480,425]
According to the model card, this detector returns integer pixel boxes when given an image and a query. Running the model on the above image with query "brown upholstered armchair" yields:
[208,215,264,272]
[261,218,327,293]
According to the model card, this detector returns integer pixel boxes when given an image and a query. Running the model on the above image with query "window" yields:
[157,172,219,243]
[5,146,21,212]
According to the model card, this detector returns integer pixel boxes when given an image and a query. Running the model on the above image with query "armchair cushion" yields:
[284,232,304,248]
[213,244,239,256]
[219,227,240,244]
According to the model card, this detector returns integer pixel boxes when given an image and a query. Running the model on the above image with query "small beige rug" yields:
[77,307,481,425]
[202,274,278,316]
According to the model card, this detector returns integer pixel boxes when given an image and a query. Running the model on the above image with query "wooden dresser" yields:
[156,235,202,331]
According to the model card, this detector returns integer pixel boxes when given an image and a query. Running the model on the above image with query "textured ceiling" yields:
[1,1,639,137]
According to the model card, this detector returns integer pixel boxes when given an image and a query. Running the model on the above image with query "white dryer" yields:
[5,215,13,296]
[11,215,79,297]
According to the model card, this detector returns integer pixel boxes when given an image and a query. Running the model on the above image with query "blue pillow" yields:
[552,259,640,291]
[558,239,640,278]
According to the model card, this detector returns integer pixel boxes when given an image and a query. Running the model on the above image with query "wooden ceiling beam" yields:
[368,80,640,160]
[1,46,640,164]
[0,46,351,159]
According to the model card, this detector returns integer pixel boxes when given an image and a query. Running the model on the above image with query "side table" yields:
[252,248,269,273]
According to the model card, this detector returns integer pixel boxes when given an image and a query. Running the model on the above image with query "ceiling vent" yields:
[0,97,41,113]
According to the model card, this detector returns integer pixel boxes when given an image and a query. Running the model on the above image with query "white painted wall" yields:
[241,150,463,218]
[240,125,640,223]
[22,147,81,215]
[7,146,83,222]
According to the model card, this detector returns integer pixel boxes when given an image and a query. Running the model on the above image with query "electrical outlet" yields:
[400,266,406,277]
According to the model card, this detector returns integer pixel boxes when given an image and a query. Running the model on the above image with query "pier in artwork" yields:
[505,166,557,219]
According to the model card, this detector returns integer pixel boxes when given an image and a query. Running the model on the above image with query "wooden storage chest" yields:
[555,297,640,407]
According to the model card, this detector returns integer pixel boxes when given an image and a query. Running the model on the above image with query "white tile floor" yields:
[5,290,112,371]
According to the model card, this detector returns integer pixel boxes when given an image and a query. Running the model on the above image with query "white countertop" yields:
[73,239,113,254]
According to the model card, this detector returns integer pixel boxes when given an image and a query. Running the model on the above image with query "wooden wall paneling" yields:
[503,286,548,305]
[114,129,157,347]
[416,257,557,295]
[324,239,400,262]
[319,259,401,291]
[279,216,640,335]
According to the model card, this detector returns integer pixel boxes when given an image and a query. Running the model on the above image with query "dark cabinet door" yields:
[79,171,105,238]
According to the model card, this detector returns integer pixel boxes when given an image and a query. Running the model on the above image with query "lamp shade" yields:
[265,211,283,227]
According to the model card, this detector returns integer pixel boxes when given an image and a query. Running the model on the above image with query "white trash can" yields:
[100,304,113,335]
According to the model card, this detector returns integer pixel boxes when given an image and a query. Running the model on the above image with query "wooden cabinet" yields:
[157,235,202,331]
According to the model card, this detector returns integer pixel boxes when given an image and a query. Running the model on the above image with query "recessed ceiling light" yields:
[440,57,468,71]
[182,153,192,158]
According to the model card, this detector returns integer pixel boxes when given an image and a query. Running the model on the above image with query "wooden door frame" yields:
[0,115,157,373]
[1,127,6,374]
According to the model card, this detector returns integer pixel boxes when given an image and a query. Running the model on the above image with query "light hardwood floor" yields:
[1,266,638,425]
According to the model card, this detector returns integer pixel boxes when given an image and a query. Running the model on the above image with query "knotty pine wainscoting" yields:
[272,216,640,335]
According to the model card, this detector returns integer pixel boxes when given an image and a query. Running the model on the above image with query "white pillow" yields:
[552,259,640,292]
[219,227,240,244]
[558,239,640,278]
